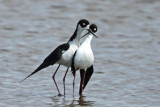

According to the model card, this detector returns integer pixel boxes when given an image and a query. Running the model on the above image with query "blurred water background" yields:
[0,0,160,107]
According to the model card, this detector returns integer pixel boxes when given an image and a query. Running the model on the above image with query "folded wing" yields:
[79,65,94,94]
[20,43,69,83]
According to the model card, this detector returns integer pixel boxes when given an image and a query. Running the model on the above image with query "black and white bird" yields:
[20,19,90,96]
[71,24,98,97]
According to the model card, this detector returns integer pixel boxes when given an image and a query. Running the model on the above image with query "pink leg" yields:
[63,67,69,96]
[81,71,86,95]
[52,64,61,96]
[73,72,76,98]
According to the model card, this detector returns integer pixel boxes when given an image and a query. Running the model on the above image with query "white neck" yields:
[84,34,93,43]
[81,34,93,48]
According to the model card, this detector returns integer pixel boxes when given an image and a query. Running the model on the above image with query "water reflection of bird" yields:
[71,95,95,106]
[72,24,98,97]
[20,19,90,96]
[50,95,94,107]
[78,95,95,106]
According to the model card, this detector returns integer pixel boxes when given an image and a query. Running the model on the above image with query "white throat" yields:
[83,34,93,45]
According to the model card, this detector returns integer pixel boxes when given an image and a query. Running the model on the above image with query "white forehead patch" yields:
[83,23,85,25]
[94,28,96,31]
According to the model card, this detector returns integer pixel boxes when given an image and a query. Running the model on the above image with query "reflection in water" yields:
[50,95,95,107]
[72,95,95,106]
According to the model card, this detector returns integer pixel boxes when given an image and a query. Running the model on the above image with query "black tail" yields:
[20,43,69,83]
[20,62,49,83]
[79,65,94,95]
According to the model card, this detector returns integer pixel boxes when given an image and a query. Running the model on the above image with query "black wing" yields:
[79,65,94,94]
[71,50,77,76]
[20,43,69,83]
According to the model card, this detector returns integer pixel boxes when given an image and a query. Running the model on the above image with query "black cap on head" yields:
[80,23,98,38]
[89,24,97,33]
[78,19,89,28]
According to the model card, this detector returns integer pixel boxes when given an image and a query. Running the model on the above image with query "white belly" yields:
[58,44,78,67]
[74,46,94,69]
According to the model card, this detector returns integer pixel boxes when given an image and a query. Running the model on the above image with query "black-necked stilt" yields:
[20,19,90,96]
[71,24,98,97]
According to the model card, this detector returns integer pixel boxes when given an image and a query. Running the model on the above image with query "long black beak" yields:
[81,29,98,38]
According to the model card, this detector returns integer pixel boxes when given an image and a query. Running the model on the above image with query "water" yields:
[0,0,160,106]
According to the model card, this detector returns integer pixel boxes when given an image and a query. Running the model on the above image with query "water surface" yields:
[0,0,160,107]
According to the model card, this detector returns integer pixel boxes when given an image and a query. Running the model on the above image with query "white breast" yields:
[58,44,78,67]
[74,35,94,69]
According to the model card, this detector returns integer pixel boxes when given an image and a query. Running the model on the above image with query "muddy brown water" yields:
[0,0,160,107]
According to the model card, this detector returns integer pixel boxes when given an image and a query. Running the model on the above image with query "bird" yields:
[71,24,98,97]
[20,19,90,96]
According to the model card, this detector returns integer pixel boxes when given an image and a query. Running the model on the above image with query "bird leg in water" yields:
[81,71,86,95]
[63,67,69,96]
[73,72,76,98]
[52,64,62,96]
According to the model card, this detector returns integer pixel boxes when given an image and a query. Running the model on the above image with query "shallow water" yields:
[0,0,160,107]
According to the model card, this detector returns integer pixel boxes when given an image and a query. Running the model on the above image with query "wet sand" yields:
[0,0,160,107]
